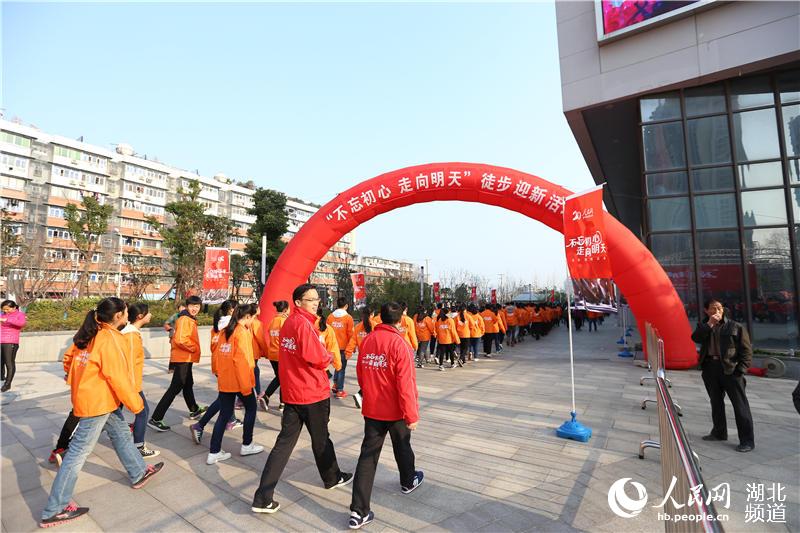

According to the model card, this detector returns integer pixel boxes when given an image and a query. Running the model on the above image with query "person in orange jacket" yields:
[316,307,342,384]
[40,298,165,528]
[206,303,265,465]
[121,302,160,459]
[454,304,472,365]
[348,302,423,529]
[396,302,419,353]
[531,305,545,340]
[346,306,373,410]
[466,304,484,360]
[494,304,507,353]
[191,300,242,445]
[263,300,289,411]
[252,284,352,515]
[503,303,518,347]
[327,297,355,398]
[480,304,501,357]
[435,307,460,370]
[251,307,270,410]
[149,295,206,431]
[414,308,436,368]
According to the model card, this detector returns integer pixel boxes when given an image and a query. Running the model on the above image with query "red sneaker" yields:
[335,390,348,399]
[48,448,66,464]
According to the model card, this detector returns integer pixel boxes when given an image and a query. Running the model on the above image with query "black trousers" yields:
[56,410,81,450]
[253,398,341,505]
[437,343,455,366]
[458,339,470,362]
[350,417,416,516]
[482,333,496,355]
[265,360,282,402]
[151,362,198,421]
[701,360,755,446]
[1,343,18,386]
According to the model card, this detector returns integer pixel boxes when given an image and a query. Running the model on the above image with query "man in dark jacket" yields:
[691,298,754,452]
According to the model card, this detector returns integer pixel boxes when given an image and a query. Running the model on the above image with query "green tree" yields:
[64,196,114,298]
[230,253,253,300]
[123,251,162,300]
[148,180,233,301]
[0,209,21,272]
[366,278,432,315]
[335,267,354,307]
[245,188,289,298]
[453,283,469,303]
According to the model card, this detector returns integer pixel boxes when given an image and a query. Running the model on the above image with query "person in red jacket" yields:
[252,284,353,515]
[348,302,423,530]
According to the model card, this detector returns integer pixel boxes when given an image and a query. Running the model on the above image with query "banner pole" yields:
[566,272,576,414]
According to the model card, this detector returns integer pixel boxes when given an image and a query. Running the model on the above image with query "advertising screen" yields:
[600,0,700,36]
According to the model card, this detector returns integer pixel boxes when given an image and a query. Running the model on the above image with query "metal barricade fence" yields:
[639,323,723,533]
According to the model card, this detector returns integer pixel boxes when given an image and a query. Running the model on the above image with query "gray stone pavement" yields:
[1,322,798,532]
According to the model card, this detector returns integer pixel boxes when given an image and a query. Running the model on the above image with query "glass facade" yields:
[641,68,800,352]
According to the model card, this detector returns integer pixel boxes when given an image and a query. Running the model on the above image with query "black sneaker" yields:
[251,500,280,514]
[132,462,165,489]
[190,423,203,445]
[39,503,89,528]
[701,434,727,441]
[348,510,374,530]
[353,393,362,409]
[401,470,424,494]
[147,419,170,432]
[329,472,353,489]
[188,406,207,420]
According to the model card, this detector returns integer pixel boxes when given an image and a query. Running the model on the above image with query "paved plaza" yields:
[1,322,798,532]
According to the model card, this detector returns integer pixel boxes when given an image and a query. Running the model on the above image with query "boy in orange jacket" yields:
[327,297,355,398]
[149,296,206,431]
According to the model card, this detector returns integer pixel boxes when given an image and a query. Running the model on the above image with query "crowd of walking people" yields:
[5,289,573,529]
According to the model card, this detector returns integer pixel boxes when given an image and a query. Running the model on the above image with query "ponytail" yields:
[317,307,328,332]
[224,303,256,340]
[273,300,289,313]
[213,299,238,332]
[360,307,372,334]
[458,304,466,322]
[74,297,126,349]
[437,308,448,322]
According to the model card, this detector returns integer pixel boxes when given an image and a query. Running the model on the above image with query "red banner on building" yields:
[202,247,230,304]
[564,185,617,312]
[351,272,366,307]
[491,289,497,304]
[471,286,477,302]
[433,282,441,303]
[550,289,556,303]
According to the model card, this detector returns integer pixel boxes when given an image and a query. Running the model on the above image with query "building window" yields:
[48,206,66,218]
[0,131,32,147]
[0,198,24,213]
[642,122,686,171]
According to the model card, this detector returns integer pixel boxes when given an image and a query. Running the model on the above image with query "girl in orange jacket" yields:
[454,304,472,365]
[207,304,264,465]
[122,302,160,459]
[315,308,342,392]
[41,298,164,528]
[190,300,241,445]
[346,306,373,409]
[414,310,436,368]
[435,307,460,370]
[466,304,484,361]
[250,309,270,409]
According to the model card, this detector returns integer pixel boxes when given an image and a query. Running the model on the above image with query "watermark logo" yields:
[608,478,648,518]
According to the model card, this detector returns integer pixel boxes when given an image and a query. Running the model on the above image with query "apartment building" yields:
[0,118,414,301]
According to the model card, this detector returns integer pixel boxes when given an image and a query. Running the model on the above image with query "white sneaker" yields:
[206,450,231,465]
[240,443,264,456]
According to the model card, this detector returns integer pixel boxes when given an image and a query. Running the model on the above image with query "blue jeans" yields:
[333,352,347,391]
[197,394,241,430]
[495,332,504,350]
[210,392,256,453]
[42,408,146,519]
[132,391,149,446]
[469,337,480,358]
[254,363,261,395]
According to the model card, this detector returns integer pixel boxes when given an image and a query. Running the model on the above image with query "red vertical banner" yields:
[350,272,366,307]
[550,289,555,303]
[433,282,441,303]
[563,185,617,312]
[491,289,497,304]
[470,286,477,302]
[202,247,230,304]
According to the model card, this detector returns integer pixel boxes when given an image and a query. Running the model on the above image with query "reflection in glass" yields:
[640,93,681,122]
[782,104,800,157]
[732,108,780,162]
[730,76,775,110]
[692,167,734,192]
[646,171,688,196]
[790,187,800,222]
[686,84,726,117]
[697,231,745,322]
[650,233,697,319]
[778,70,800,104]
[687,116,731,166]
[738,161,784,189]
[744,227,798,350]
[694,194,737,229]
[648,197,690,231]
[741,190,787,227]
[790,159,800,185]
[643,122,686,171]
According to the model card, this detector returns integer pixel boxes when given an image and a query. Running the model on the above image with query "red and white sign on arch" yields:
[258,163,697,370]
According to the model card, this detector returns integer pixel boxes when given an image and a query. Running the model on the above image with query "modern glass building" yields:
[556,1,800,352]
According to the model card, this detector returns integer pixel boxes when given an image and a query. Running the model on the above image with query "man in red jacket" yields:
[348,302,423,530]
[252,284,353,515]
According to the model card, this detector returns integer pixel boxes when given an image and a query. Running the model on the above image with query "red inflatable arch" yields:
[258,163,697,370]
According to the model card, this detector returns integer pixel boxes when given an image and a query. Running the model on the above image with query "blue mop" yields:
[556,277,593,443]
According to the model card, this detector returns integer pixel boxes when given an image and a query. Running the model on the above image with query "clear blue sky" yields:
[3,1,596,289]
